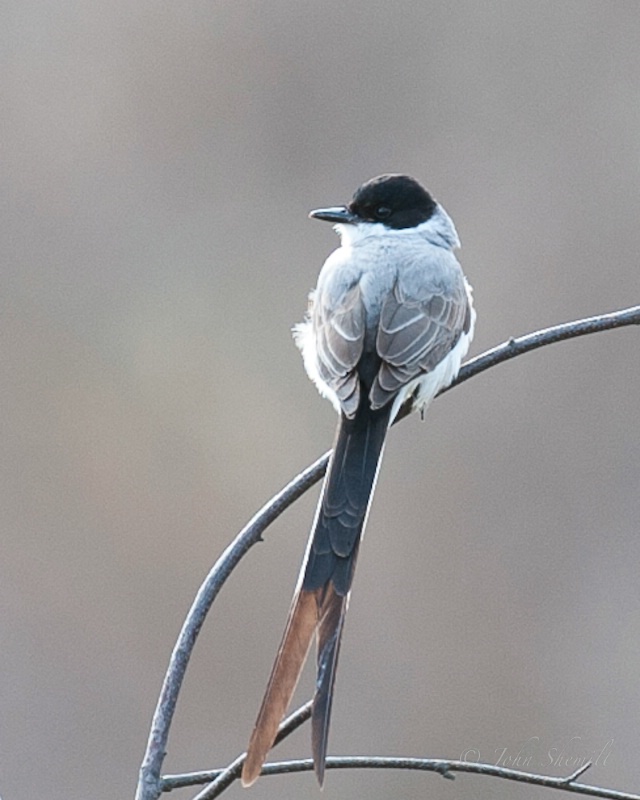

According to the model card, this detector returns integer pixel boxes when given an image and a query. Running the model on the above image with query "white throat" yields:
[334,203,460,250]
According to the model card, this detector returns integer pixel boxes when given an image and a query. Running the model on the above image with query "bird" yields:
[241,174,475,787]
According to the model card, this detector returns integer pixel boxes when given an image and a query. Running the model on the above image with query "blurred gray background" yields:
[2,2,640,799]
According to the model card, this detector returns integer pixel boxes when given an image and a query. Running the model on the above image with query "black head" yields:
[309,174,437,230]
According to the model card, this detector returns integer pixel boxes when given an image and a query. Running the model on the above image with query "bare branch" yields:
[134,453,324,800]
[563,762,595,784]
[135,303,640,800]
[453,304,640,390]
[166,702,313,800]
[163,755,638,800]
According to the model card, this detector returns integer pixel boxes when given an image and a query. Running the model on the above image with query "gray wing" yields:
[371,275,470,410]
[313,282,366,418]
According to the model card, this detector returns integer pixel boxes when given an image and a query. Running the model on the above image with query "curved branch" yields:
[135,304,640,800]
[454,303,640,390]
[167,702,313,800]
[134,456,325,800]
[162,755,638,800]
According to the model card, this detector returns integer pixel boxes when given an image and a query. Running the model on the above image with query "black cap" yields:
[310,174,437,230]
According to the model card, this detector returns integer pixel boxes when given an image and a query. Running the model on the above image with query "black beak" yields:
[308,206,358,224]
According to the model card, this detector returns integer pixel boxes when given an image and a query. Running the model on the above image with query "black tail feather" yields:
[311,584,348,785]
[303,403,391,595]
[305,402,391,782]
[243,401,391,787]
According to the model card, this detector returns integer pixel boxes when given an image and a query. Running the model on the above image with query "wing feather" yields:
[372,275,469,408]
[313,282,365,418]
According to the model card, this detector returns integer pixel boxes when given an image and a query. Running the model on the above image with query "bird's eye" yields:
[375,206,391,220]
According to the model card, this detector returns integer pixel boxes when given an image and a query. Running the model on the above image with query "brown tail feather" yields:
[241,589,318,787]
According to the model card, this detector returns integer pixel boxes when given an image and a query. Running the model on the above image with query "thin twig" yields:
[134,461,324,800]
[135,304,640,800]
[162,755,639,800]
[453,304,640,390]
[564,763,596,784]
[169,703,313,800]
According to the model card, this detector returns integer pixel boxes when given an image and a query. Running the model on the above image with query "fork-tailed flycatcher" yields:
[242,174,475,787]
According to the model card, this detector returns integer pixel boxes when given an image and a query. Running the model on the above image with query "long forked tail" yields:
[242,403,391,787]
